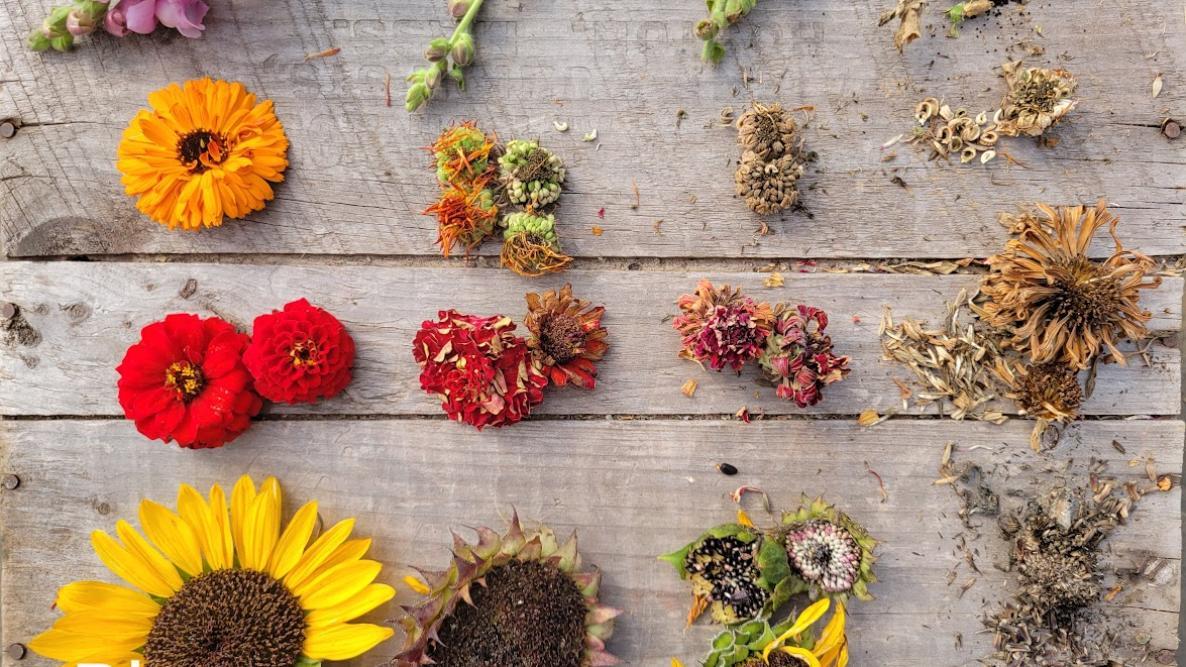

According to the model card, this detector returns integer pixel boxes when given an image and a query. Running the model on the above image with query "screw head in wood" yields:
[1,474,20,490]
[1161,118,1181,140]
[0,302,16,319]
[5,643,26,659]
[0,121,15,139]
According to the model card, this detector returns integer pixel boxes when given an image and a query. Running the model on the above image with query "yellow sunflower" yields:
[116,78,289,231]
[29,475,394,667]
[761,599,849,667]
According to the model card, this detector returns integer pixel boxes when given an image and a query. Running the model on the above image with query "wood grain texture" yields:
[1,0,1184,258]
[0,261,1180,417]
[0,419,1180,666]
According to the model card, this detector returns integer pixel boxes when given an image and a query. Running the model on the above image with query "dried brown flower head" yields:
[997,360,1082,422]
[524,284,608,389]
[975,201,1160,371]
[735,153,803,214]
[737,102,800,161]
[998,62,1078,137]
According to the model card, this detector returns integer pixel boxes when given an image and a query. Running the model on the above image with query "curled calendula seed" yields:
[980,130,999,146]
[915,98,939,123]
[961,147,978,163]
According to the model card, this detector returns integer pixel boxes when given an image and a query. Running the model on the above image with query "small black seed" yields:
[717,463,739,476]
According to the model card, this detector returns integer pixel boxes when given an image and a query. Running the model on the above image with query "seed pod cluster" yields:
[913,97,1001,164]
[734,102,806,215]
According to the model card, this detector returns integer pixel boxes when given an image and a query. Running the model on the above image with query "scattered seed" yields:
[717,463,739,476]
[1152,72,1163,98]
[553,120,569,132]
[582,129,598,142]
[304,46,341,61]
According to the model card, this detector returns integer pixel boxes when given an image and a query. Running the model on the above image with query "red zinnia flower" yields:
[413,309,548,429]
[524,284,608,389]
[674,280,773,373]
[116,314,262,449]
[757,304,851,407]
[243,298,356,404]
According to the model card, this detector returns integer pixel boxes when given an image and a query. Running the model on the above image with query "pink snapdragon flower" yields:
[104,0,209,38]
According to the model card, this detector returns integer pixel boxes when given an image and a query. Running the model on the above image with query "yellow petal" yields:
[114,520,184,592]
[764,598,830,660]
[177,484,227,570]
[671,660,685,667]
[54,581,160,617]
[303,622,394,662]
[230,475,257,562]
[268,501,318,579]
[736,509,754,528]
[306,583,396,628]
[777,646,822,667]
[403,575,430,595]
[295,560,383,610]
[91,531,177,598]
[208,483,235,568]
[28,626,142,663]
[814,601,846,656]
[240,483,281,570]
[139,499,203,577]
[284,518,355,590]
[53,612,154,639]
[308,538,371,578]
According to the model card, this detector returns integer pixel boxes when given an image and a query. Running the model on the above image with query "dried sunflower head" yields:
[499,139,566,210]
[431,121,495,185]
[996,360,1083,422]
[781,497,877,602]
[735,152,803,215]
[660,522,792,626]
[394,513,620,667]
[758,304,851,408]
[998,62,1078,137]
[673,280,774,373]
[975,200,1161,370]
[738,102,801,162]
[524,283,609,389]
[500,212,573,277]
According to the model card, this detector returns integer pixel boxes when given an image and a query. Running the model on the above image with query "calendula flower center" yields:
[429,560,588,667]
[538,313,584,363]
[144,569,305,667]
[177,129,229,173]
[289,339,320,367]
[685,535,769,622]
[786,520,861,594]
[164,361,205,402]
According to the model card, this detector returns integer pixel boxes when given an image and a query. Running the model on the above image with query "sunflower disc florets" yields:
[998,62,1078,138]
[975,200,1160,371]
[500,211,573,277]
[758,304,851,407]
[394,513,620,667]
[660,523,792,626]
[674,280,773,373]
[781,498,877,602]
[432,121,496,185]
[524,283,609,389]
[412,309,548,429]
[499,139,566,210]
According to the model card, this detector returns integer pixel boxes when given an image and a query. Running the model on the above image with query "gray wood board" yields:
[1,262,1181,417]
[2,1,1184,258]
[0,419,1180,666]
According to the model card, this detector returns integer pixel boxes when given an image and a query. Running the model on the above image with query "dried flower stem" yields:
[695,0,759,64]
[406,0,486,111]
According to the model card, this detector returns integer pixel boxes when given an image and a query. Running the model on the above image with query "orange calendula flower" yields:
[116,78,289,230]
[425,181,499,257]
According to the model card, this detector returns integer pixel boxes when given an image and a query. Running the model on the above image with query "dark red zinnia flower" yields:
[243,298,356,404]
[412,309,548,429]
[116,313,262,449]
[757,304,851,407]
[673,280,773,373]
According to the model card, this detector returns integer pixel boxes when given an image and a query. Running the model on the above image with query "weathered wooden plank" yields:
[0,419,1179,666]
[2,1,1183,258]
[0,262,1180,417]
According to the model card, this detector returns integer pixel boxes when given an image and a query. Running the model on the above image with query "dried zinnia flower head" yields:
[735,152,804,215]
[660,521,789,626]
[243,298,355,404]
[426,181,499,257]
[412,309,547,429]
[975,200,1160,370]
[524,283,608,388]
[674,280,773,372]
[758,304,851,408]
[996,360,1083,423]
[702,598,849,667]
[394,513,621,667]
[116,313,262,449]
[500,211,573,277]
[782,497,877,602]
[998,61,1078,137]
[498,139,566,210]
[738,102,801,161]
[432,120,496,186]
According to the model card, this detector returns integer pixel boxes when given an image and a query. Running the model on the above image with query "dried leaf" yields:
[681,379,698,397]
[858,409,883,427]
[591,226,604,236]
[763,272,784,288]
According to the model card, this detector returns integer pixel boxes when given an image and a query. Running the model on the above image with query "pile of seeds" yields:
[734,102,807,215]
[879,289,1008,423]
[911,98,1001,164]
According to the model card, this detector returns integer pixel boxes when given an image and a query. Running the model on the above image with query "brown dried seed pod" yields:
[735,151,802,215]
[737,102,800,161]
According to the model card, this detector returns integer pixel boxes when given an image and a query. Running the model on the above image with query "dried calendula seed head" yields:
[735,152,803,215]
[974,200,1161,370]
[432,121,495,185]
[500,211,572,277]
[999,62,1078,137]
[498,139,566,210]
[737,102,800,161]
[1004,361,1083,422]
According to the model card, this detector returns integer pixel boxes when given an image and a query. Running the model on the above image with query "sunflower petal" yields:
[177,483,227,570]
[140,499,204,577]
[764,598,830,660]
[303,622,394,662]
[306,583,396,628]
[240,480,281,570]
[230,475,257,562]
[54,581,160,617]
[268,501,319,579]
[284,518,355,590]
[91,530,178,598]
[295,560,383,610]
[28,626,143,663]
[114,520,184,592]
[778,646,822,667]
